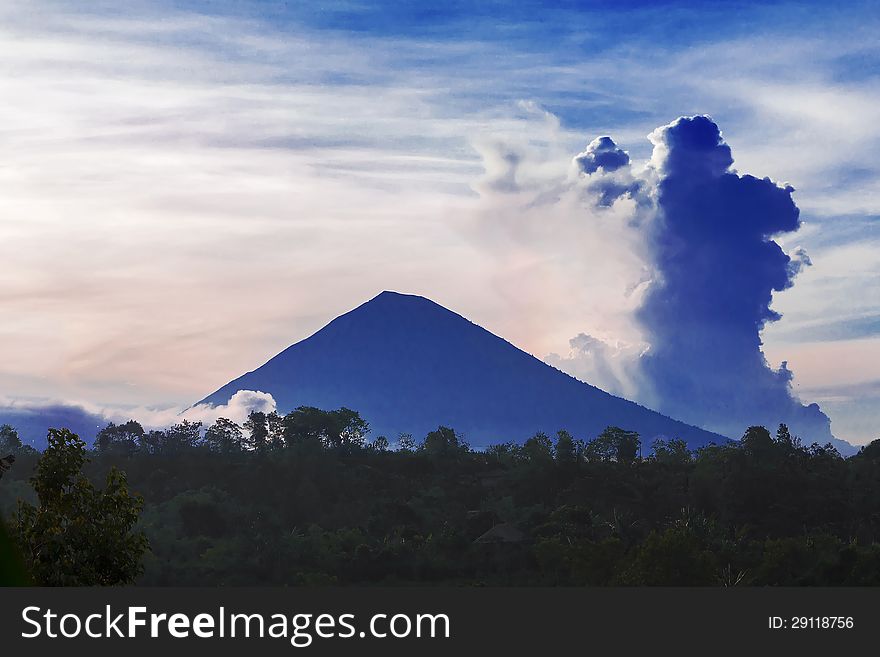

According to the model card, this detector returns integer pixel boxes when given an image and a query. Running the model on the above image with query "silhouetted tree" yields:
[585,426,640,464]
[282,406,368,450]
[139,429,166,454]
[95,420,145,454]
[651,438,692,466]
[204,418,244,453]
[267,411,285,450]
[1,414,878,587]
[522,432,554,463]
[422,426,462,457]
[554,430,577,465]
[397,433,416,451]
[741,425,775,460]
[857,438,880,461]
[162,421,202,453]
[775,423,796,449]
[0,424,22,452]
[0,454,14,481]
[244,411,269,452]
[13,428,147,585]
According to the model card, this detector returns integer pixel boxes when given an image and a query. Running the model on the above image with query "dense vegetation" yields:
[2,411,880,586]
[1,425,147,585]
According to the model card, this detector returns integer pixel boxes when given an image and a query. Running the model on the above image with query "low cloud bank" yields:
[0,390,277,449]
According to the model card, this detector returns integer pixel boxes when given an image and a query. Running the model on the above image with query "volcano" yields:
[198,291,728,449]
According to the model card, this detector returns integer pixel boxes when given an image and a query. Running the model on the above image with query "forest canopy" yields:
[2,408,880,586]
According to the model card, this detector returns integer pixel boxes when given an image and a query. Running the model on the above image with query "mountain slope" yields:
[198,291,729,449]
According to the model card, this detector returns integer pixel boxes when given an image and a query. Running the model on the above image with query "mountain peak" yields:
[198,292,728,449]
[362,290,433,305]
[365,290,438,308]
[374,290,412,299]
[336,290,462,332]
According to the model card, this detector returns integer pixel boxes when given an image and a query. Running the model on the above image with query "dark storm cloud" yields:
[636,116,834,443]
[574,136,645,207]
[574,136,631,174]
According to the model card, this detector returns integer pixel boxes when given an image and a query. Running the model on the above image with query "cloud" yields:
[179,390,277,426]
[117,389,278,428]
[571,137,647,209]
[787,246,813,277]
[799,379,880,446]
[546,333,646,400]
[635,115,833,442]
[468,113,839,445]
[474,142,525,194]
[0,1,876,447]
[574,136,630,175]
[461,105,651,367]
[647,115,734,179]
[480,113,844,444]
[0,389,277,446]
[763,237,879,355]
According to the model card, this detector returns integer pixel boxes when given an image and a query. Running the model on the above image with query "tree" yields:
[397,433,416,451]
[0,453,14,480]
[740,425,775,461]
[267,411,285,450]
[775,423,794,448]
[333,408,369,450]
[585,426,640,464]
[554,430,577,464]
[856,438,880,461]
[139,429,166,454]
[282,406,369,450]
[94,420,144,453]
[651,438,692,466]
[371,436,389,452]
[1,449,29,586]
[13,428,148,585]
[244,411,269,452]
[774,423,803,455]
[0,424,22,452]
[161,421,203,452]
[422,426,462,457]
[623,525,717,585]
[204,418,244,453]
[522,432,554,463]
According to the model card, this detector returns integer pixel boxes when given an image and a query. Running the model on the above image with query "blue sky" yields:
[0,0,877,443]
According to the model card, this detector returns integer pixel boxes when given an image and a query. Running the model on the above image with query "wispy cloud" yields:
[0,1,877,444]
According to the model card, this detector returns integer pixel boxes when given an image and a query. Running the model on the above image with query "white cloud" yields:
[0,1,876,444]
[175,390,277,426]
[460,115,652,359]
[546,333,647,400]
[0,389,277,433]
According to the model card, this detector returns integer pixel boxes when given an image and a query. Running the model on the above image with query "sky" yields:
[0,0,877,444]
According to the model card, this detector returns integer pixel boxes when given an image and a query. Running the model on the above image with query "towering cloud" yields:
[573,136,644,208]
[634,116,832,442]
[471,112,840,446]
[574,136,631,174]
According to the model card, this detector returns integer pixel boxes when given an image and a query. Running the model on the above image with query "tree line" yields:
[1,410,880,586]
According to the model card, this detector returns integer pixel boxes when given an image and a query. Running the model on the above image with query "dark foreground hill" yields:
[199,291,727,449]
